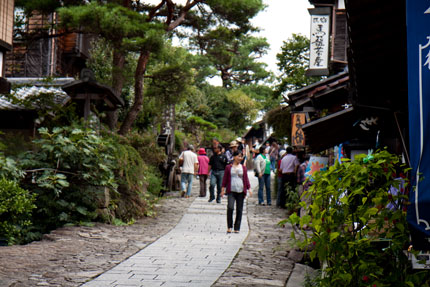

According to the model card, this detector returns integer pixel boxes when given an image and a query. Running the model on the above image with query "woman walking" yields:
[254,146,272,205]
[221,151,252,233]
[197,148,210,197]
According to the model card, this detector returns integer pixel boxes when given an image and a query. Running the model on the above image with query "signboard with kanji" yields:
[291,113,306,147]
[307,7,330,76]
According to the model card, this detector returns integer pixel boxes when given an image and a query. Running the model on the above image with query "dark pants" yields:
[199,174,208,197]
[227,192,245,231]
[281,173,296,208]
[209,170,224,201]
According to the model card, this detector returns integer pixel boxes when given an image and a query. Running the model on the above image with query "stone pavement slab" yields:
[286,263,318,287]
[82,183,251,287]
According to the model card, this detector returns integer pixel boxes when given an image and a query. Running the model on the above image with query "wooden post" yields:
[84,94,90,121]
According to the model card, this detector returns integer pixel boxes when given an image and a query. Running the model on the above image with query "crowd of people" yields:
[178,138,310,233]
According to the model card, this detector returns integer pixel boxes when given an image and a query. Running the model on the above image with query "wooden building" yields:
[288,0,408,161]
[0,0,14,93]
[5,10,93,78]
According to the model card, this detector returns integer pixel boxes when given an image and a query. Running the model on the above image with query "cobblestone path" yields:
[0,173,303,287]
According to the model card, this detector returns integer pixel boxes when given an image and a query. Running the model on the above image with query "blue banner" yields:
[407,1,430,236]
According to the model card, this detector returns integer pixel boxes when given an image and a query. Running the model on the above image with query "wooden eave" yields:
[287,72,349,111]
[62,80,124,109]
[345,0,407,112]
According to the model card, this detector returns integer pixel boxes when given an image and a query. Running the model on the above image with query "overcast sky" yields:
[251,0,313,75]
[149,0,314,82]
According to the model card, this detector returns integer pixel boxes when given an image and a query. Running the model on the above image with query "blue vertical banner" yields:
[407,1,430,236]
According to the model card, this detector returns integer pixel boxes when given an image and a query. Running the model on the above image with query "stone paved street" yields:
[0,173,308,286]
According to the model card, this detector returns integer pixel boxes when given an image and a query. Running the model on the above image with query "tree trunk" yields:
[107,48,125,130]
[119,50,150,135]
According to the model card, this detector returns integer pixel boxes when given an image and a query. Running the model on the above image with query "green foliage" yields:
[1,132,33,158]
[192,26,270,88]
[86,38,114,86]
[7,125,164,238]
[1,89,81,128]
[266,106,291,143]
[15,0,83,15]
[0,178,36,245]
[183,116,217,147]
[188,116,217,130]
[285,184,300,213]
[240,84,278,113]
[19,125,117,232]
[206,0,265,27]
[145,46,195,106]
[0,154,26,182]
[288,150,422,286]
[144,165,164,197]
[106,131,165,221]
[275,33,323,96]
[225,89,259,133]
[59,3,165,52]
[124,131,166,167]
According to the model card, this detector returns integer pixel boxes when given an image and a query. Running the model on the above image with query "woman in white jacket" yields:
[254,146,272,205]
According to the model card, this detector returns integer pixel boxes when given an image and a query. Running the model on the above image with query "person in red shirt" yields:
[197,148,210,197]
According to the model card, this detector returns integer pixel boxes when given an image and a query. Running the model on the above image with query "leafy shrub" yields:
[102,131,165,221]
[285,184,300,214]
[287,150,425,286]
[0,154,25,181]
[124,131,166,167]
[0,124,167,243]
[19,125,117,232]
[0,178,36,245]
[145,165,163,196]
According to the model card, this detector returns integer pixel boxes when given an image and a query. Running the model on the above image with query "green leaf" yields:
[329,232,340,242]
[364,207,379,217]
[57,180,69,187]
[340,196,348,205]
[396,223,405,233]
[59,212,69,221]
[76,206,88,215]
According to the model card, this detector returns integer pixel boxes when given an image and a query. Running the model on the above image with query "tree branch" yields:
[148,0,166,21]
[165,0,175,26]
[167,0,203,31]
[25,168,78,176]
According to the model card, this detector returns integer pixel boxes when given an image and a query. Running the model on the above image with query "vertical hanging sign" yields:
[291,113,306,147]
[407,1,430,236]
[306,7,331,76]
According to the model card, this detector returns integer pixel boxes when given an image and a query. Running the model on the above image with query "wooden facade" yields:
[0,0,14,91]
[5,11,92,78]
[289,0,407,158]
[0,0,14,50]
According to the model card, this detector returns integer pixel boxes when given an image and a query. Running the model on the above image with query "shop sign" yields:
[307,7,330,76]
[291,113,306,147]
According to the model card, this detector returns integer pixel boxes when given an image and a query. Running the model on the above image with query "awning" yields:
[62,80,124,109]
[302,107,359,152]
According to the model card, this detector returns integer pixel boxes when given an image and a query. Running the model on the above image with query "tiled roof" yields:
[0,86,70,110]
[0,78,74,110]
